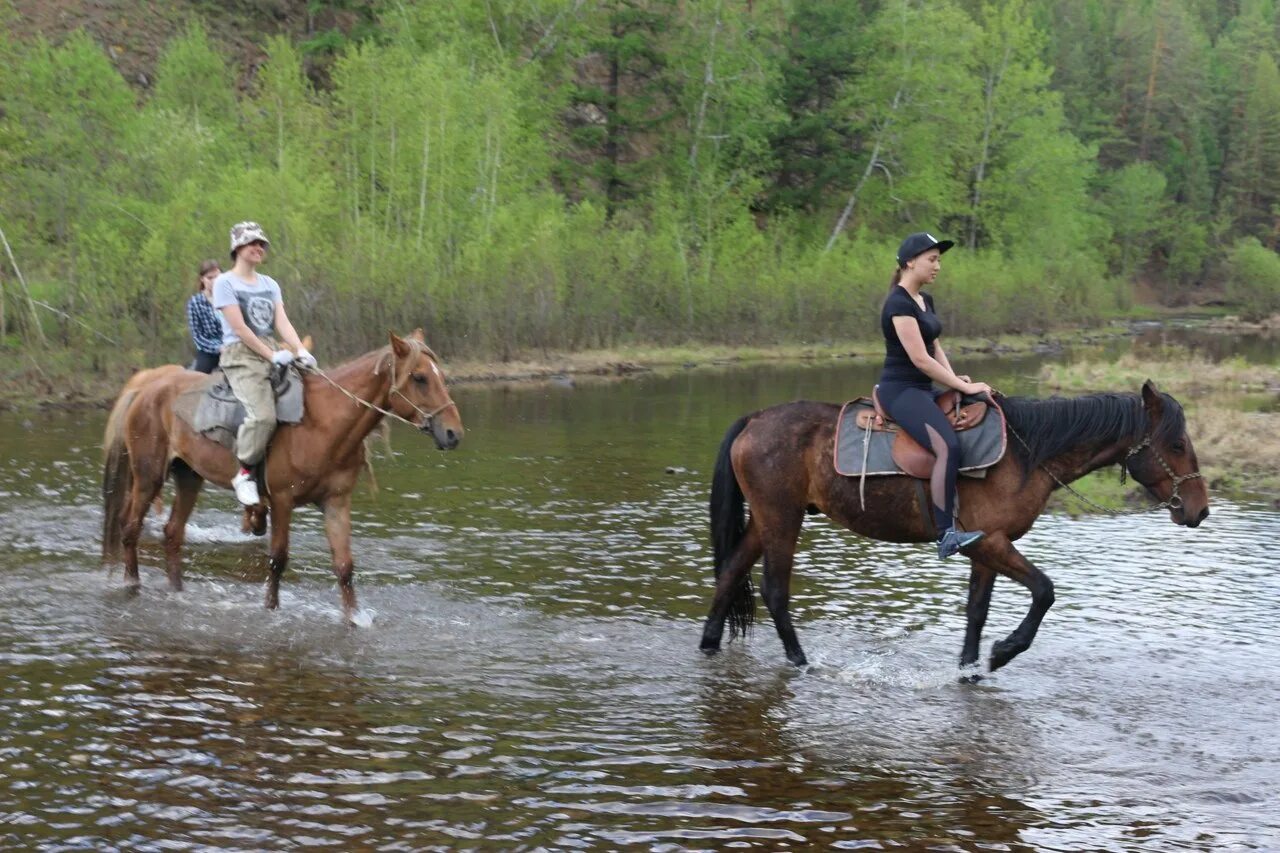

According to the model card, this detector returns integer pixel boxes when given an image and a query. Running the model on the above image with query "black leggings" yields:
[191,350,220,374]
[879,383,960,534]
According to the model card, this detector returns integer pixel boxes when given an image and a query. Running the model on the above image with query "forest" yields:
[1,0,1279,365]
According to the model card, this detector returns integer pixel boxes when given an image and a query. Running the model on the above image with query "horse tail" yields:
[710,415,755,638]
[101,387,138,560]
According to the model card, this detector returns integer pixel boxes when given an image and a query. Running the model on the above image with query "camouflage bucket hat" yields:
[229,221,270,260]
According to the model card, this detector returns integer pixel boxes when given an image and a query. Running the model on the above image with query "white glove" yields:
[271,349,295,366]
[295,347,317,368]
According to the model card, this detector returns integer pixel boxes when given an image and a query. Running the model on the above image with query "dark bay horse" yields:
[102,331,463,621]
[700,380,1209,673]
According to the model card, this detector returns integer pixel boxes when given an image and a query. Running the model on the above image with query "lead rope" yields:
[1005,422,1202,515]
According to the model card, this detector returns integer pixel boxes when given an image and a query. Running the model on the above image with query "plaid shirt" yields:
[187,294,223,354]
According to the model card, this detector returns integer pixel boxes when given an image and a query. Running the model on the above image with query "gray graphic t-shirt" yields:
[211,272,282,347]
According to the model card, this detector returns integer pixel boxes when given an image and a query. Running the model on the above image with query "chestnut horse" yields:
[102,331,463,620]
[700,380,1209,673]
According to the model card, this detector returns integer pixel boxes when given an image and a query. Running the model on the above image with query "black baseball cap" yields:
[896,232,955,267]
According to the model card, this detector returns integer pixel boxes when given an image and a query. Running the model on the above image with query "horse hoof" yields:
[347,609,374,628]
[958,671,984,684]
[989,640,1017,671]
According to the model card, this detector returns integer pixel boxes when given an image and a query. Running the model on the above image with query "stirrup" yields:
[937,528,984,559]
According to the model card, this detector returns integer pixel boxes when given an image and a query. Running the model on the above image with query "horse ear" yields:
[409,328,426,343]
[390,332,411,358]
[1141,379,1163,418]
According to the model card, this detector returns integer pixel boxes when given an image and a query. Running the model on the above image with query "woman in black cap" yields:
[879,232,993,559]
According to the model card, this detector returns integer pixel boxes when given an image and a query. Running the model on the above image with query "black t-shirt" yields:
[879,286,942,386]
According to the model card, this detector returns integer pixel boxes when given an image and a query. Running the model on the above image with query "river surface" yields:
[1,346,1277,851]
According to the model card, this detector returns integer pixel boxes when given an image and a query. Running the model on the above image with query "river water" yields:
[1,347,1277,850]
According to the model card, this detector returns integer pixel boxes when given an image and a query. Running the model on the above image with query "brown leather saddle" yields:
[851,385,990,478]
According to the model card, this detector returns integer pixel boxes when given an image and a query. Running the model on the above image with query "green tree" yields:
[765,0,871,214]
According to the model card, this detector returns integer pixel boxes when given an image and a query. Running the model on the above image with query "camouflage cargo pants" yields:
[220,340,277,466]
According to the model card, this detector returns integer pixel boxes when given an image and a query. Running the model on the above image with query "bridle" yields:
[381,345,458,432]
[1007,422,1203,516]
[1119,434,1204,512]
[307,344,458,433]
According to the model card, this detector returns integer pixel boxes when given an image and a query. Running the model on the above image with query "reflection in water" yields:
[0,351,1277,850]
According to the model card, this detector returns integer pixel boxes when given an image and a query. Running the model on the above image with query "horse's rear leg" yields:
[162,463,203,591]
[121,475,164,588]
[969,534,1055,671]
[322,494,359,622]
[699,523,763,654]
[759,511,807,666]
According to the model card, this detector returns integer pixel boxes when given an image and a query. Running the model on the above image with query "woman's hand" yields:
[962,380,993,397]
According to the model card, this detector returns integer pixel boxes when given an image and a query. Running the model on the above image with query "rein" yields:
[1006,422,1203,515]
[303,349,457,431]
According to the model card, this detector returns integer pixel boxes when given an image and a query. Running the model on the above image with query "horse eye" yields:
[411,373,428,385]
[1171,440,1186,454]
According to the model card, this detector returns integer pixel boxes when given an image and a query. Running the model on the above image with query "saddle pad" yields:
[834,396,1006,477]
[176,366,306,451]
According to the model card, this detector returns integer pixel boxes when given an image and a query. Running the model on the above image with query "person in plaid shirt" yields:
[187,259,223,373]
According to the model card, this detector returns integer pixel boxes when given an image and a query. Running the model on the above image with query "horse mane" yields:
[999,391,1186,475]
[324,339,439,381]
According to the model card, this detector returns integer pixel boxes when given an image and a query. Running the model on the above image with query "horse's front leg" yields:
[960,559,996,673]
[968,534,1055,671]
[265,498,293,610]
[322,493,358,622]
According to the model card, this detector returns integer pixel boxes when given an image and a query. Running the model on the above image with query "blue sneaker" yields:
[937,527,984,559]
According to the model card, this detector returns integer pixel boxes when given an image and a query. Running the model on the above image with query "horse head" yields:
[1125,380,1210,528]
[387,329,464,450]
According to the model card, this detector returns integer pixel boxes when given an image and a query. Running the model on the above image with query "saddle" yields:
[853,385,990,478]
[179,365,307,451]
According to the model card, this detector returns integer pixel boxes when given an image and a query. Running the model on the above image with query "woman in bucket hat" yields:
[211,221,317,506]
[878,232,993,559]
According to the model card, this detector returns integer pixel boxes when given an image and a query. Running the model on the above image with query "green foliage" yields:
[151,20,237,129]
[1224,237,1280,320]
[1,0,1272,366]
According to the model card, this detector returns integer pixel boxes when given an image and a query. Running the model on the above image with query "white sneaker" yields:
[231,469,260,506]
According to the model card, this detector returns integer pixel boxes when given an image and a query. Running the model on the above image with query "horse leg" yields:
[960,559,996,674]
[121,474,164,589]
[759,511,807,666]
[699,522,763,654]
[265,499,294,610]
[162,464,203,591]
[322,494,359,621]
[969,534,1056,671]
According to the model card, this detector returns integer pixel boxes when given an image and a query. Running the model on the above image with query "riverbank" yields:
[0,327,1127,411]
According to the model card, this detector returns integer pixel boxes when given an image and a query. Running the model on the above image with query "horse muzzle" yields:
[422,419,461,450]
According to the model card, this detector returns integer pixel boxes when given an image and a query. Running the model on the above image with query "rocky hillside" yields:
[9,0,370,89]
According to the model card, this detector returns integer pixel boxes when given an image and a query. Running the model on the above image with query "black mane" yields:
[999,391,1186,475]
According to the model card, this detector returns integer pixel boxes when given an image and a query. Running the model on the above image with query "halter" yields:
[307,344,457,432]
[1119,434,1204,511]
